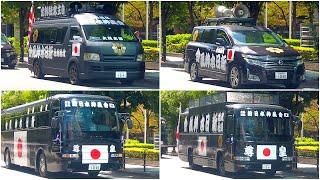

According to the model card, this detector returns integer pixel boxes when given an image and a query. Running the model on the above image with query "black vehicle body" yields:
[176,92,298,176]
[1,33,17,69]
[184,19,305,88]
[1,94,130,177]
[28,12,145,85]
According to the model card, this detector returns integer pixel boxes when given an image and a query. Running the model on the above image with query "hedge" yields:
[284,39,300,47]
[166,34,192,53]
[295,137,319,158]
[124,139,155,149]
[142,40,158,48]
[143,47,159,62]
[7,36,29,55]
[124,148,159,161]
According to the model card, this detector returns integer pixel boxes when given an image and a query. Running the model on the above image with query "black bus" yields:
[28,3,145,85]
[1,94,133,177]
[176,92,301,177]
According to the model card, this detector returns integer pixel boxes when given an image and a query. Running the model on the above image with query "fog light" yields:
[248,74,260,81]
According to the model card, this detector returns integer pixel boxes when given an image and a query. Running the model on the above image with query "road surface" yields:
[0,67,159,90]
[161,155,318,179]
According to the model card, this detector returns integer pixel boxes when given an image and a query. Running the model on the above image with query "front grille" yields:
[261,60,296,70]
[102,55,135,62]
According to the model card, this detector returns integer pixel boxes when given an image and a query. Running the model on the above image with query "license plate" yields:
[115,71,127,78]
[1,58,4,62]
[88,164,101,171]
[275,72,287,79]
[262,164,272,170]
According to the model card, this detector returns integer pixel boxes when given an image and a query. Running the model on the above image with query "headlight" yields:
[136,54,143,61]
[296,58,304,66]
[234,156,250,161]
[242,54,264,66]
[84,53,100,61]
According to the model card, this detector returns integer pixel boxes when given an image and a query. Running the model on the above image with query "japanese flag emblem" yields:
[72,43,81,57]
[198,136,207,156]
[82,145,109,164]
[227,49,235,61]
[14,131,28,166]
[257,145,277,160]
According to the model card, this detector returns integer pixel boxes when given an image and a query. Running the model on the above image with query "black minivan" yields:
[184,18,305,89]
[1,34,17,69]
[28,7,145,85]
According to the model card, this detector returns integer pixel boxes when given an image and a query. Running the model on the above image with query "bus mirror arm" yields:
[119,113,133,129]
[293,115,302,131]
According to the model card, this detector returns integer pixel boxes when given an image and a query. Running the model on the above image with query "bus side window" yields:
[226,114,234,137]
[56,27,68,44]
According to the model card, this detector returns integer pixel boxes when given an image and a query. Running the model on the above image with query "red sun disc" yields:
[263,148,271,156]
[74,46,78,54]
[90,149,101,160]
[200,140,205,151]
[17,138,23,158]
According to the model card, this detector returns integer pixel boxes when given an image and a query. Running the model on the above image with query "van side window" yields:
[192,29,203,42]
[203,29,215,44]
[216,30,230,46]
[56,27,68,44]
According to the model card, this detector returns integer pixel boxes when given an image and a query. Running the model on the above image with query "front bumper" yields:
[79,61,145,80]
[242,63,305,85]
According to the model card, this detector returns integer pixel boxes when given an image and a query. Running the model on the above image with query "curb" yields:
[167,52,184,58]
[16,62,28,68]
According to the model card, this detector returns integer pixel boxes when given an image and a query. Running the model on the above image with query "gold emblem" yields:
[193,30,199,41]
[266,47,284,54]
[112,43,126,56]
[32,29,39,43]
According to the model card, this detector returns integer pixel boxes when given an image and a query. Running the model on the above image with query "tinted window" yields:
[216,30,230,46]
[32,27,67,44]
[203,29,215,44]
[70,27,82,40]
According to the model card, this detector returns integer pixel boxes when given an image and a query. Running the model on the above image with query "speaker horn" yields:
[215,5,233,18]
[233,4,250,18]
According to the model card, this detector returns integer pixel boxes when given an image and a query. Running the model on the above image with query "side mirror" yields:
[51,116,60,129]
[9,40,13,45]
[134,31,142,42]
[216,38,226,46]
[119,113,133,129]
[72,35,83,42]
[293,115,302,131]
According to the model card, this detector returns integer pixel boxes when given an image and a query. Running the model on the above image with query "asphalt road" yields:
[160,67,319,90]
[0,67,159,90]
[0,163,159,179]
[161,155,318,179]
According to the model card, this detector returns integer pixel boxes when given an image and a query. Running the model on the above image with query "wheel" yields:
[120,80,134,85]
[229,65,242,89]
[4,149,12,169]
[217,155,226,176]
[38,153,48,178]
[285,83,300,89]
[8,64,15,69]
[88,171,100,177]
[190,62,202,82]
[68,63,80,85]
[265,170,276,177]
[33,61,44,79]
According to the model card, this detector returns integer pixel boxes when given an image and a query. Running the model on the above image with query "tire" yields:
[285,83,300,89]
[265,170,276,177]
[217,154,226,176]
[120,80,134,85]
[8,64,15,69]
[38,153,48,178]
[33,61,44,79]
[4,149,12,169]
[189,62,202,82]
[68,63,80,85]
[88,171,100,177]
[229,65,242,89]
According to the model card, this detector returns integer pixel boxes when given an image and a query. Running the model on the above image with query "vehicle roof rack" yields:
[188,92,279,108]
[203,17,256,26]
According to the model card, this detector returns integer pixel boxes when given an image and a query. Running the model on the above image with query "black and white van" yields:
[184,18,305,89]
[28,4,145,85]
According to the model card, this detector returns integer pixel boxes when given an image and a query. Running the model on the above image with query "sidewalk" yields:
[294,163,319,176]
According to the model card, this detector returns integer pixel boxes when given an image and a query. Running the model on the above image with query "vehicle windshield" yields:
[1,34,10,45]
[230,29,285,46]
[63,104,119,140]
[83,25,137,42]
[236,112,292,141]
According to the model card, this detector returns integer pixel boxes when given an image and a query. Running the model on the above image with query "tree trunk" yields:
[148,2,154,40]
[292,2,297,39]
[187,2,195,33]
[19,8,25,62]
[161,4,169,62]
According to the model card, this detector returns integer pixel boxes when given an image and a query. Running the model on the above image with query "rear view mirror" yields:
[119,113,133,129]
[293,115,302,131]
